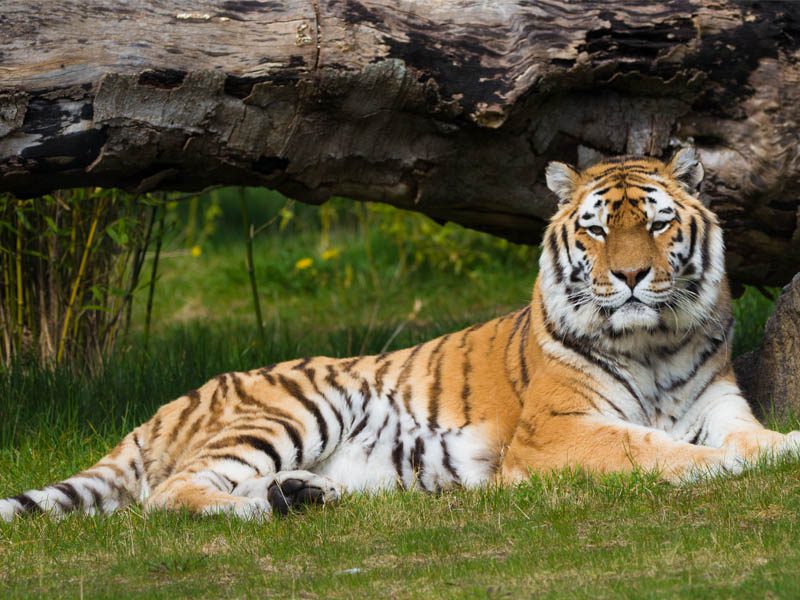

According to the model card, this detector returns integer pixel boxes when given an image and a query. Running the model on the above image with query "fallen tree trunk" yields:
[1,1,800,288]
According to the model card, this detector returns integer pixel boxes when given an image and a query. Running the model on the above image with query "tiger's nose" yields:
[611,267,650,290]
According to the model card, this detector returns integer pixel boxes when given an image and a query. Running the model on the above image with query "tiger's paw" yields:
[776,431,800,458]
[266,470,341,516]
[677,447,748,484]
[724,430,800,462]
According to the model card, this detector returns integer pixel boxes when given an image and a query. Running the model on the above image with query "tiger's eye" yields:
[651,221,670,232]
[588,226,606,237]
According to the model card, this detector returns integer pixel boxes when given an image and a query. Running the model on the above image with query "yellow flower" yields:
[191,245,202,257]
[321,247,340,261]
[294,257,313,270]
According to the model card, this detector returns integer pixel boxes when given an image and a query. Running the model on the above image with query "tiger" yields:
[2,147,799,522]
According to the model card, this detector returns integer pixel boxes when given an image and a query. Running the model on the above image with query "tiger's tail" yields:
[0,429,145,522]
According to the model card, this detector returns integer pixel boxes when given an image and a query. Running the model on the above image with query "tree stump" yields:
[736,273,800,420]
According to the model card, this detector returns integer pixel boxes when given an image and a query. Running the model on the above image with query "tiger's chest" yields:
[613,335,726,431]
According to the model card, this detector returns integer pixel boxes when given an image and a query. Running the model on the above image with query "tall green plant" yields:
[0,190,162,368]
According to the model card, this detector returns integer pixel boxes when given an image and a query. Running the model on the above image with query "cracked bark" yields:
[1,0,800,290]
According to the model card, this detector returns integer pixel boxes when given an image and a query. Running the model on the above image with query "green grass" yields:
[0,193,792,598]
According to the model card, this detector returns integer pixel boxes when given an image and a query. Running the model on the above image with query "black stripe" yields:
[54,482,82,508]
[518,307,532,388]
[411,437,425,471]
[216,471,238,490]
[232,374,265,408]
[324,366,353,410]
[504,306,532,404]
[365,414,390,458]
[12,493,42,514]
[699,213,711,272]
[278,374,330,453]
[396,344,424,389]
[391,422,404,485]
[208,453,260,472]
[488,318,503,349]
[264,416,304,466]
[691,366,723,405]
[549,410,589,417]
[167,389,201,443]
[562,377,625,418]
[558,379,599,413]
[150,415,163,441]
[401,386,415,420]
[625,184,658,193]
[560,224,573,266]
[688,217,698,264]
[204,470,233,492]
[349,416,369,440]
[236,434,282,472]
[411,437,427,491]
[359,377,372,411]
[301,367,345,435]
[426,334,451,374]
[292,357,312,370]
[342,358,361,372]
[129,459,141,480]
[664,321,732,392]
[440,437,460,483]
[428,338,449,429]
[374,360,392,396]
[208,376,225,417]
[259,369,276,386]
[87,485,104,511]
[460,331,473,426]
[547,232,564,283]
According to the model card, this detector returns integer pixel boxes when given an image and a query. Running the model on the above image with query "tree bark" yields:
[2,1,800,288]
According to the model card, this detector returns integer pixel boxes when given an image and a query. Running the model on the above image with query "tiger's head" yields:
[540,148,727,341]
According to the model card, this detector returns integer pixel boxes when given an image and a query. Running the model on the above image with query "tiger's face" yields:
[541,148,725,339]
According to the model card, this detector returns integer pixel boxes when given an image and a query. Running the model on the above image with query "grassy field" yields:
[0,191,795,598]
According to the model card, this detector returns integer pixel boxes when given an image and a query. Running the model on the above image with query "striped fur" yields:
[3,148,798,521]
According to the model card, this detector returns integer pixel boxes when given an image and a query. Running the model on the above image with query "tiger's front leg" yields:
[673,373,800,461]
[498,376,742,484]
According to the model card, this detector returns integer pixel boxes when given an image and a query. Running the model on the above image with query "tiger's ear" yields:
[667,147,704,193]
[545,161,579,206]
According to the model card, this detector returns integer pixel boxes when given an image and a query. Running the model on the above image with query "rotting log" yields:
[2,1,800,289]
